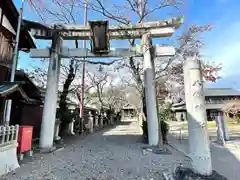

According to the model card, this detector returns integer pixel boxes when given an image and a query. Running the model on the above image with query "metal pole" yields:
[79,0,88,134]
[4,0,25,125]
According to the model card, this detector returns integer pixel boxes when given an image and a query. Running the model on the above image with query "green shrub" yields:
[158,103,172,121]
[160,120,169,144]
[142,120,148,140]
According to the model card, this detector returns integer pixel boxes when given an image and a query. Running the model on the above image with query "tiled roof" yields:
[86,97,109,109]
[172,88,240,111]
[122,103,136,109]
[0,82,38,102]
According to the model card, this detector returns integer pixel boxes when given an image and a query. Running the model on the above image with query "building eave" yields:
[1,1,36,51]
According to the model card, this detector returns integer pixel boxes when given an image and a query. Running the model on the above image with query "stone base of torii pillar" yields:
[162,166,228,180]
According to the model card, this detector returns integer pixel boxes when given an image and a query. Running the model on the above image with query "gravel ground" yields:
[2,119,189,180]
[168,134,240,180]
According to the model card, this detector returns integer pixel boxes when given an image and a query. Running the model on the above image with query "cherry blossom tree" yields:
[26,0,123,131]
[27,0,222,121]
[224,100,240,123]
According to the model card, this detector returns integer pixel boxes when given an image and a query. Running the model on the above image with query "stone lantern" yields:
[54,119,61,141]
[88,111,94,133]
[95,112,99,127]
[68,109,75,135]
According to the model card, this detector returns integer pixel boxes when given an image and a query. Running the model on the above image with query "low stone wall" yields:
[0,125,19,176]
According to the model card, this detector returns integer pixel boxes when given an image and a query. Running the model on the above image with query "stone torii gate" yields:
[23,17,182,151]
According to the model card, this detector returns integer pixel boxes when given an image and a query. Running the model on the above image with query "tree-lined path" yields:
[2,119,189,180]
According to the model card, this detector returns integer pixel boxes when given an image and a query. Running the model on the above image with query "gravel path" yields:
[168,134,240,180]
[2,119,189,180]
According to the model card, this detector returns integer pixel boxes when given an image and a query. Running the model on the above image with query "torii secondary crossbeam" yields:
[25,17,183,152]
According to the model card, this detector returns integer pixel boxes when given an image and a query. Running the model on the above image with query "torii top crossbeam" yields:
[23,16,183,40]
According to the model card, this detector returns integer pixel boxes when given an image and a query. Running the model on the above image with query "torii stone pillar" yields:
[183,56,212,175]
[142,33,159,146]
[39,33,62,151]
[221,114,229,141]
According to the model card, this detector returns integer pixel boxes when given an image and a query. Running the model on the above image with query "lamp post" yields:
[4,0,25,125]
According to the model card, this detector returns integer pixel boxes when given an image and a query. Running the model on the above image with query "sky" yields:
[13,0,240,90]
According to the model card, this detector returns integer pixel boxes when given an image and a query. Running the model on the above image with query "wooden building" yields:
[0,1,41,136]
[171,88,240,121]
[0,66,43,137]
[121,103,138,118]
[0,0,35,64]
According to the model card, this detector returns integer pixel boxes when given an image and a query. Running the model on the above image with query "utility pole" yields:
[79,0,88,134]
[4,0,25,125]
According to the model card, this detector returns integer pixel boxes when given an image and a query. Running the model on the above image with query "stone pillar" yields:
[216,112,229,142]
[216,115,225,144]
[222,114,229,141]
[88,111,93,133]
[103,111,107,125]
[68,119,75,135]
[121,110,124,120]
[95,112,99,127]
[138,113,143,127]
[183,56,212,175]
[54,119,61,141]
[100,112,104,126]
[39,33,62,151]
[109,112,113,124]
[142,33,159,146]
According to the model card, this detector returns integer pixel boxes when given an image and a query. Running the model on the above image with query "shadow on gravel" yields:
[211,145,240,180]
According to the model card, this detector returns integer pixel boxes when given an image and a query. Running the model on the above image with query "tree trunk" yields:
[142,89,147,119]
[59,59,75,135]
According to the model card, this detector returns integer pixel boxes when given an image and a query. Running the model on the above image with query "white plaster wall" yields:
[0,143,20,176]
